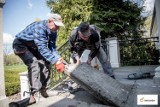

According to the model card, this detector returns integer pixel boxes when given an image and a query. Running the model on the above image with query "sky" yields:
[3,0,50,45]
[143,0,155,15]
[2,0,155,46]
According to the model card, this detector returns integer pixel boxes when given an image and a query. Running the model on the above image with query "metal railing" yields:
[49,39,111,86]
[119,37,159,66]
[50,40,70,87]
[49,37,159,86]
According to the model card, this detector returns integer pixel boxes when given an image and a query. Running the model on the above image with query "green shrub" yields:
[5,75,20,83]
[5,64,27,96]
[5,82,20,96]
[120,41,159,66]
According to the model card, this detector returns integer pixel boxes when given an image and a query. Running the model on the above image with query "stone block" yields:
[65,63,131,107]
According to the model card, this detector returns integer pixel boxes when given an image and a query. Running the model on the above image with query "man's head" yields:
[78,22,91,41]
[48,13,64,32]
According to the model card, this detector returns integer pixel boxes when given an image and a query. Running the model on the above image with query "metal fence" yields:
[50,40,70,87]
[49,39,111,86]
[50,37,159,86]
[119,37,159,66]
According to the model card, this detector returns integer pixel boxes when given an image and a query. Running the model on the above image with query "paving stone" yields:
[29,96,110,107]
[153,76,160,84]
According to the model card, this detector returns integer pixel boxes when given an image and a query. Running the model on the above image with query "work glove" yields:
[55,58,66,73]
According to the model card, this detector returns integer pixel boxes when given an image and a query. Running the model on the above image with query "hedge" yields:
[5,82,20,96]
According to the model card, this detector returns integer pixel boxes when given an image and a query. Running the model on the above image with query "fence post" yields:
[106,37,120,68]
[19,72,30,100]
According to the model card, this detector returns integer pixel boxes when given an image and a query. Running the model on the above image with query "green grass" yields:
[5,64,27,72]
[4,64,66,96]
[5,64,27,96]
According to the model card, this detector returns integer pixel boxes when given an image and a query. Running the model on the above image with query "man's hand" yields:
[55,58,65,73]
[87,59,91,65]
[75,56,80,65]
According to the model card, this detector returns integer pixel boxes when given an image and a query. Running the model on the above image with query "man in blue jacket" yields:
[13,13,65,105]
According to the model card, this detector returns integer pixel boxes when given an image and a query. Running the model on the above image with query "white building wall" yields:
[155,0,160,46]
[0,1,9,107]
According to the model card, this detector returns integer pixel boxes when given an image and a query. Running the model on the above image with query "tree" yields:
[47,0,94,46]
[47,0,146,40]
[3,44,12,64]
[90,0,147,40]
[47,0,158,65]
[3,44,22,65]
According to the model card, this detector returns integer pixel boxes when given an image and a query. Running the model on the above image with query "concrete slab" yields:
[65,63,132,107]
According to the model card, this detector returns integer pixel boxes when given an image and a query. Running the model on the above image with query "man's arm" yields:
[68,29,81,64]
[34,27,60,64]
[68,29,78,53]
[88,30,100,61]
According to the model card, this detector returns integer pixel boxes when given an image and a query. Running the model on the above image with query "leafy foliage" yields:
[46,0,158,65]
[47,0,146,40]
[5,64,27,96]
[90,0,146,40]
[6,82,20,96]
[120,39,159,65]
[47,0,94,46]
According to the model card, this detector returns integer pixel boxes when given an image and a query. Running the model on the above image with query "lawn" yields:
[5,64,27,72]
[4,64,66,96]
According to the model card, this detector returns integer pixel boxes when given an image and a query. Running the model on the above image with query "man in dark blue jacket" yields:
[69,22,115,78]
[13,13,65,105]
